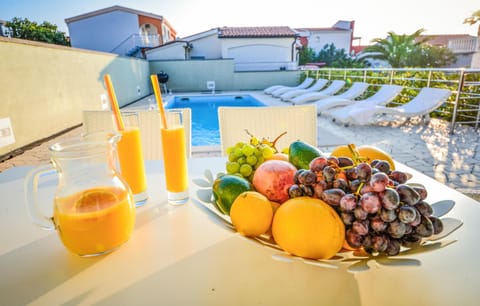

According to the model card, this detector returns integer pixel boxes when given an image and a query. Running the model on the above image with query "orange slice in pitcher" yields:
[74,188,118,212]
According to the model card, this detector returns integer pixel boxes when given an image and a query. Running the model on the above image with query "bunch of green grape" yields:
[225,140,276,181]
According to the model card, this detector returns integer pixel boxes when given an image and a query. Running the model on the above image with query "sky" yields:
[0,0,478,45]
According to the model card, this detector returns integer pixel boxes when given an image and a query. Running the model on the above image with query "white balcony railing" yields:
[111,34,160,56]
[448,37,478,54]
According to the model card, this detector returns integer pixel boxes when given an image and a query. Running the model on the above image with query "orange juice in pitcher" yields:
[25,132,136,257]
[54,186,135,256]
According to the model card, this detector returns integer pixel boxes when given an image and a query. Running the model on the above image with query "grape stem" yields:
[347,144,368,165]
[271,131,287,151]
[244,129,287,153]
[355,182,364,197]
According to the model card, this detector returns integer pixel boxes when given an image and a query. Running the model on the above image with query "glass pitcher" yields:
[24,132,136,257]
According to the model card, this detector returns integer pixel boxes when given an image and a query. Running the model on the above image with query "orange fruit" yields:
[266,152,289,162]
[330,144,395,170]
[265,201,282,238]
[230,191,274,237]
[270,201,281,215]
[74,188,118,212]
[212,175,253,215]
[329,145,352,158]
[272,197,345,259]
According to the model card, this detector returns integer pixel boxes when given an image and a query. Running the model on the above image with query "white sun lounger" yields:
[271,78,328,98]
[263,77,315,95]
[273,78,330,99]
[280,79,346,102]
[334,87,452,125]
[318,84,403,116]
[292,81,369,105]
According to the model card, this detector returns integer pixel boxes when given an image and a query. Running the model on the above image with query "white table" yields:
[0,157,479,306]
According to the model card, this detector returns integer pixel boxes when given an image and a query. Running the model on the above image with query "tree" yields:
[362,29,456,68]
[363,29,426,68]
[298,43,366,68]
[6,17,69,46]
[298,46,316,65]
[409,44,456,67]
[464,9,480,36]
[316,43,366,68]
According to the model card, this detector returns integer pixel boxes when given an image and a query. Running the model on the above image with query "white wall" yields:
[0,37,150,156]
[221,37,296,70]
[190,34,222,59]
[307,30,351,54]
[68,11,139,53]
[147,34,297,71]
[221,37,293,60]
[146,32,222,60]
[146,43,186,60]
[471,51,480,68]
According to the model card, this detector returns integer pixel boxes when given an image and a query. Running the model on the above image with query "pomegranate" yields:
[252,160,297,203]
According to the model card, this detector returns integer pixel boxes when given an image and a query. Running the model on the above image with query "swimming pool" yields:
[165,95,265,146]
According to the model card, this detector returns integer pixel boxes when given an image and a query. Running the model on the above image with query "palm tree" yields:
[363,29,426,67]
[464,10,480,36]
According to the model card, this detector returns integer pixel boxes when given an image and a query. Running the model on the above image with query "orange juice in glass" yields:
[117,112,148,206]
[54,186,135,256]
[161,110,189,204]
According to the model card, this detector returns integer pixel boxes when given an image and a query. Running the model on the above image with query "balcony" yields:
[111,34,160,57]
[448,37,478,54]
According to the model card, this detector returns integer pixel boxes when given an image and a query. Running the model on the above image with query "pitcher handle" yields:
[24,164,57,230]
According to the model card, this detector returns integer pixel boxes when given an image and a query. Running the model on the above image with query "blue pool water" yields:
[165,95,265,146]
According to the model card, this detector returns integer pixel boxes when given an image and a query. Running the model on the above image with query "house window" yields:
[140,23,158,36]
[139,23,159,45]
[162,25,170,43]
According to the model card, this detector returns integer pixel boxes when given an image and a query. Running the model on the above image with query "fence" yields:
[302,68,480,133]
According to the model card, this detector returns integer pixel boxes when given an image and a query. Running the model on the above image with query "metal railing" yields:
[110,34,160,56]
[302,68,480,134]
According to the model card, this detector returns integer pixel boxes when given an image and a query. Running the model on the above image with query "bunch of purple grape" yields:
[288,156,443,256]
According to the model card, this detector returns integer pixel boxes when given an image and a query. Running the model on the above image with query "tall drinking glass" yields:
[161,110,189,205]
[117,112,148,206]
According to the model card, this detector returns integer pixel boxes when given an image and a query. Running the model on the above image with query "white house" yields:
[296,20,355,54]
[146,26,301,71]
[65,5,177,57]
[64,5,356,70]
[146,29,222,61]
[0,20,12,37]
[145,21,356,71]
[417,34,479,68]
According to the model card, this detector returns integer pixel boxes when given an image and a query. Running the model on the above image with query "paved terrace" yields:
[1,91,479,200]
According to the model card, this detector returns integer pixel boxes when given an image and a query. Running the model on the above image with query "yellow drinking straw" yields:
[150,74,169,129]
[104,74,125,131]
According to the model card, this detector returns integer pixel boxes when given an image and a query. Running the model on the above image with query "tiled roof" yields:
[218,26,297,38]
[295,27,349,32]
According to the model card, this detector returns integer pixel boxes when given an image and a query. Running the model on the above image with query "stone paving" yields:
[1,91,479,200]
